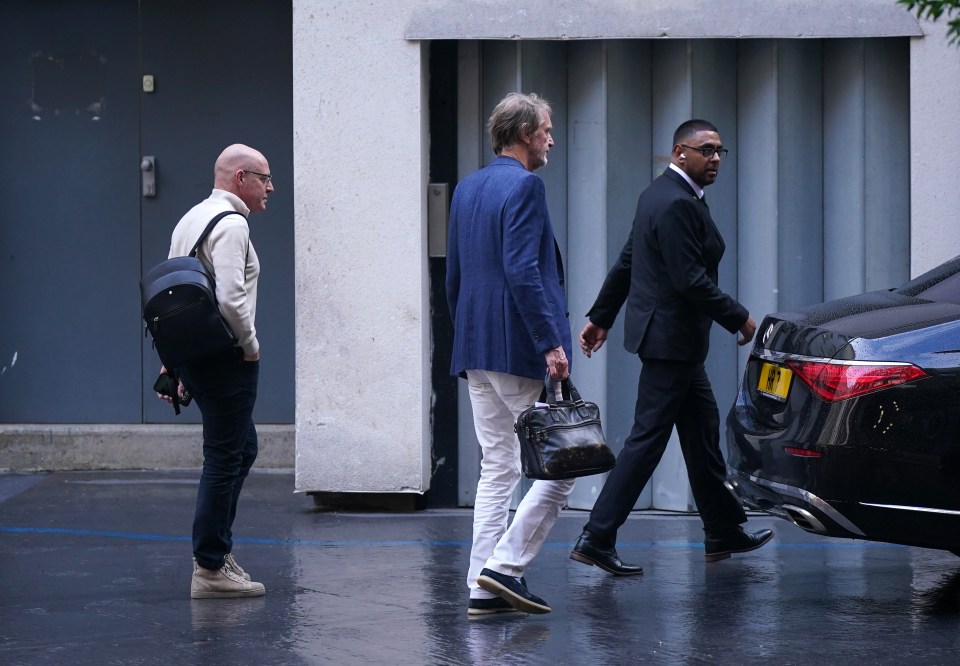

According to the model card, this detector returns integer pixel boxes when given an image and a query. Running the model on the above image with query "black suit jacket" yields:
[588,168,748,363]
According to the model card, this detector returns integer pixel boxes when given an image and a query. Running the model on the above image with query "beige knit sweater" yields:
[168,189,260,357]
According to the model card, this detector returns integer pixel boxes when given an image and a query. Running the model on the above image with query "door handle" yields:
[141,156,156,197]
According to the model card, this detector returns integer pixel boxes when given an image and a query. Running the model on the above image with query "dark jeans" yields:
[179,348,259,571]
[585,359,746,545]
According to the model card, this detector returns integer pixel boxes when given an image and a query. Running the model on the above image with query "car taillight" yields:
[785,360,927,402]
[784,447,822,457]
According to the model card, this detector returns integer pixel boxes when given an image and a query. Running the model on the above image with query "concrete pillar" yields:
[910,19,960,276]
[292,1,430,495]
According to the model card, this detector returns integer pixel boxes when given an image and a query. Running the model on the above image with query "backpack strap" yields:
[169,368,181,416]
[188,211,246,258]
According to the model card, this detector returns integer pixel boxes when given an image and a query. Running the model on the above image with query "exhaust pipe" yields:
[783,504,827,534]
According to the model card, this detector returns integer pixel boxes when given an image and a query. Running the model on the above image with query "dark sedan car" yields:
[726,256,960,554]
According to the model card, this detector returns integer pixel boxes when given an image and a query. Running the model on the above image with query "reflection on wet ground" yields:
[2,470,960,664]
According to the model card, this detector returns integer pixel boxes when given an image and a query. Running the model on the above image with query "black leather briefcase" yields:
[514,376,616,480]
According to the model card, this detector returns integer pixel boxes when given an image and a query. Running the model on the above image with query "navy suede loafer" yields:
[467,596,520,616]
[477,568,551,614]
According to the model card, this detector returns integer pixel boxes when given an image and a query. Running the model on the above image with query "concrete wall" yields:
[406,0,922,39]
[292,1,431,494]
[0,425,294,472]
[910,18,960,275]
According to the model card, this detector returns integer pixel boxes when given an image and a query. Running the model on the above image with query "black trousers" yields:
[584,358,745,546]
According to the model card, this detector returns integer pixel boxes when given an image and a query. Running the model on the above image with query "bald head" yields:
[214,144,267,188]
[213,143,274,214]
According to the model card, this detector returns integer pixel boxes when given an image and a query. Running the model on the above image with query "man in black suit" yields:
[569,119,772,575]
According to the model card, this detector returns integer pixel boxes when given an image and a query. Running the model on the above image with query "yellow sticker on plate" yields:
[757,362,792,401]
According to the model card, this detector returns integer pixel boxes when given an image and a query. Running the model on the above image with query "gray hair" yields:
[487,92,552,155]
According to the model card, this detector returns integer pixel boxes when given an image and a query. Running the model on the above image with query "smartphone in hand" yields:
[153,373,192,407]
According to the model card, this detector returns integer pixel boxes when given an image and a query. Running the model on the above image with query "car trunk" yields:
[747,290,960,426]
[757,290,960,354]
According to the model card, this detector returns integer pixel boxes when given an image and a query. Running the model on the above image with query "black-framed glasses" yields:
[243,169,273,185]
[680,144,729,159]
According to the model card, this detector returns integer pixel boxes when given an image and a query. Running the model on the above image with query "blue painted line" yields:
[1,526,191,542]
[0,526,903,550]
[0,526,463,548]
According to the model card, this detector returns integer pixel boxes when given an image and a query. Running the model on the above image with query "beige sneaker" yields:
[191,559,265,599]
[224,553,252,581]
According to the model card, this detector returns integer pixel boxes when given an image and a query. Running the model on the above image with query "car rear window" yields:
[894,255,960,305]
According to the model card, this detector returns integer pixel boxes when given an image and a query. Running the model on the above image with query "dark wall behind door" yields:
[0,0,294,424]
[139,0,294,424]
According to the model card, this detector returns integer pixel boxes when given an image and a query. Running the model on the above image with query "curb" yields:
[0,424,294,472]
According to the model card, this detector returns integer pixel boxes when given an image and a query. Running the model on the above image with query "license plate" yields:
[757,362,792,402]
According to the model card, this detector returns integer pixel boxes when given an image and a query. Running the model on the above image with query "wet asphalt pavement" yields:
[2,470,960,665]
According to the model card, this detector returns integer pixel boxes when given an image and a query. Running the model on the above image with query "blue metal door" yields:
[139,0,294,424]
[0,1,142,423]
[0,0,294,424]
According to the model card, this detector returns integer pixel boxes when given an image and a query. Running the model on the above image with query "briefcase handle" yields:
[542,374,586,407]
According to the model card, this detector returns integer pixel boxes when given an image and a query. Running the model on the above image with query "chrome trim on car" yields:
[762,323,774,346]
[752,349,828,363]
[751,348,913,367]
[731,469,866,536]
[860,502,960,516]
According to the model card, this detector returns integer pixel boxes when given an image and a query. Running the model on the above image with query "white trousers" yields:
[466,369,576,598]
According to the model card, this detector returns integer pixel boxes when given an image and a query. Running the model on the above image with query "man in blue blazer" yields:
[570,119,773,575]
[447,92,573,616]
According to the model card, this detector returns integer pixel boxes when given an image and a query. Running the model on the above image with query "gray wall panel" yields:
[481,42,521,165]
[652,41,693,178]
[737,40,780,349]
[865,39,910,291]
[455,41,483,507]
[824,40,867,300]
[520,42,569,249]
[778,40,825,313]
[566,41,608,508]
[604,40,650,500]
[647,40,696,510]
[693,41,740,449]
[456,41,483,183]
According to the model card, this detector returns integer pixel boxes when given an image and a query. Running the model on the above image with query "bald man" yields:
[160,144,274,598]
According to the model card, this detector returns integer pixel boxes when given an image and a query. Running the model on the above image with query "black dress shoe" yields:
[570,531,644,576]
[477,568,551,614]
[704,527,774,562]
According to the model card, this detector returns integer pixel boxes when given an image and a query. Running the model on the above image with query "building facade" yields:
[1,0,958,512]
[291,0,960,509]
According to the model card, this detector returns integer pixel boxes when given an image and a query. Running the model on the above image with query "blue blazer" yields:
[446,156,572,380]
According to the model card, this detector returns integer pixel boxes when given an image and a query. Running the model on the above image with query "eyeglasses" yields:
[680,144,729,159]
[243,169,273,185]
